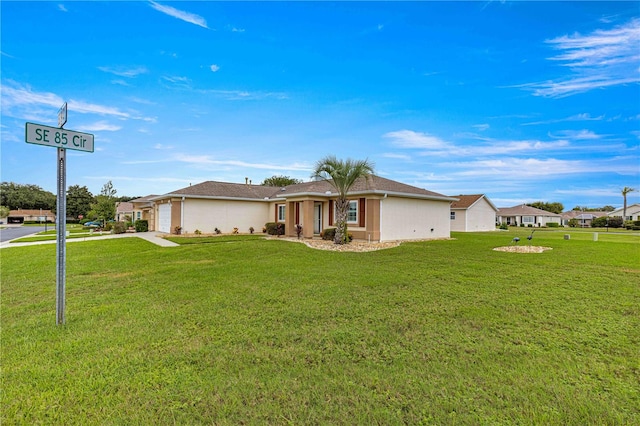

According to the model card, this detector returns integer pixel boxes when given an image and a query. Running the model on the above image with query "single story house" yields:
[115,202,134,222]
[150,175,458,242]
[560,210,608,227]
[129,195,158,229]
[449,194,498,232]
[608,203,640,221]
[7,209,55,223]
[497,204,562,227]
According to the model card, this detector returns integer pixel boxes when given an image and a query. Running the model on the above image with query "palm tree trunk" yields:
[334,198,349,244]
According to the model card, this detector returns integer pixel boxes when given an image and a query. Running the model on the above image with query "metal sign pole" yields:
[56,147,66,325]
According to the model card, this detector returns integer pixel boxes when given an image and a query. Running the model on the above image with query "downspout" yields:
[181,197,185,232]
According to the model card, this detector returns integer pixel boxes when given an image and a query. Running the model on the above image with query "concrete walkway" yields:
[0,231,179,249]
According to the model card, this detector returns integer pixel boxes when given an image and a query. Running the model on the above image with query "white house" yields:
[608,203,640,221]
[497,204,562,227]
[449,194,498,232]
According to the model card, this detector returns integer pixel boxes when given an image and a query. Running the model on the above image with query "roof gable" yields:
[498,204,561,217]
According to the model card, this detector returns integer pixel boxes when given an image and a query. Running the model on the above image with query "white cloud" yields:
[472,123,490,131]
[149,1,208,29]
[521,18,640,97]
[548,129,602,140]
[58,4,67,12]
[76,121,122,132]
[383,130,451,149]
[98,66,148,78]
[210,64,220,72]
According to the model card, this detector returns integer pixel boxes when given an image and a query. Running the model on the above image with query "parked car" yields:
[84,221,103,228]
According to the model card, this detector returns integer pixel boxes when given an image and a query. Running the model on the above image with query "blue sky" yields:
[2,1,639,210]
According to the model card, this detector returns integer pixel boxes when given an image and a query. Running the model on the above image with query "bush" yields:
[112,222,127,234]
[498,223,508,230]
[134,220,148,232]
[264,222,285,236]
[592,216,623,228]
[546,222,559,228]
[320,228,353,242]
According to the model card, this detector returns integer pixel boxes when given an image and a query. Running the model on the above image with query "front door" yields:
[314,203,322,234]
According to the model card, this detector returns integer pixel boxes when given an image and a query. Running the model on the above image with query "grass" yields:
[2,231,638,424]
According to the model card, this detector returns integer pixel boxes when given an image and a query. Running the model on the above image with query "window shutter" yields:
[295,202,300,224]
[359,198,366,227]
[329,200,334,226]
[275,204,278,222]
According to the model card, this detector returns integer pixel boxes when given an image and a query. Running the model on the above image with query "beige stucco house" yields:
[149,176,458,242]
[129,195,158,229]
[497,204,562,227]
[449,194,498,232]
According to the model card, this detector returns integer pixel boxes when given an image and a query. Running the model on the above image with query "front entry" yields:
[314,203,322,234]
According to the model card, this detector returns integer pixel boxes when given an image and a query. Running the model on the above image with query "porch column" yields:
[302,200,315,239]
[285,202,296,237]
[365,198,381,242]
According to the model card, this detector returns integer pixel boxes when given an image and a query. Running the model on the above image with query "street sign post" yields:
[25,107,95,325]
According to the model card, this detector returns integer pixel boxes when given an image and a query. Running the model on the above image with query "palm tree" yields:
[621,186,636,221]
[312,155,374,244]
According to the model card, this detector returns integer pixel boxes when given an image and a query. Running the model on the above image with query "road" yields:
[0,226,47,243]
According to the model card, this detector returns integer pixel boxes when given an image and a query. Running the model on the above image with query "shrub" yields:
[214,227,221,234]
[320,228,353,242]
[264,222,285,236]
[112,222,127,234]
[498,223,508,230]
[194,229,202,235]
[249,227,255,234]
[134,220,148,232]
[232,227,239,234]
[174,226,182,235]
[546,222,559,228]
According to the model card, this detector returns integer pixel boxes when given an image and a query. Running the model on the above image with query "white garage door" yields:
[158,204,171,233]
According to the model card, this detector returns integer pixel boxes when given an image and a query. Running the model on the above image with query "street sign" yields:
[25,122,94,153]
[58,102,67,128]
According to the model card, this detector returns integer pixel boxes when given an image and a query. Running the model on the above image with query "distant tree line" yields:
[571,205,615,212]
[1,181,139,221]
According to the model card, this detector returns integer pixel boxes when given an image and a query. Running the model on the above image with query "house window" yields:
[523,216,534,223]
[334,200,359,224]
[450,211,456,220]
[347,200,358,223]
[136,212,141,220]
[278,204,286,222]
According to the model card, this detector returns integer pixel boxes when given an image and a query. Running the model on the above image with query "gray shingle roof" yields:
[154,175,454,201]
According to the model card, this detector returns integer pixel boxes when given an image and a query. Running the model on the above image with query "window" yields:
[136,212,141,220]
[523,216,534,223]
[450,211,456,220]
[347,200,358,223]
[333,200,359,224]
[278,204,286,222]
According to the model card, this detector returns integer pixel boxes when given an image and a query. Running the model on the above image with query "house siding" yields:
[182,198,270,234]
[452,199,496,232]
[380,197,450,241]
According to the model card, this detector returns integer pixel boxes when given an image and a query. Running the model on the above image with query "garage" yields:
[158,203,171,233]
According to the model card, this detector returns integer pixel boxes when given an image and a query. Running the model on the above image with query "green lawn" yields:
[2,232,638,424]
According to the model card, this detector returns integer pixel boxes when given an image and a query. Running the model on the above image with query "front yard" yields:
[1,231,638,424]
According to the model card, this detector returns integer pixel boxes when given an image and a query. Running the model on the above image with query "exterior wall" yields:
[450,209,468,232]
[452,199,497,232]
[379,197,450,241]
[182,198,270,234]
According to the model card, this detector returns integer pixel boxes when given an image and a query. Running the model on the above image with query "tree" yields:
[67,185,94,219]
[621,186,636,220]
[261,175,303,187]
[0,206,9,220]
[312,155,374,244]
[0,182,56,210]
[528,201,564,214]
[88,181,117,224]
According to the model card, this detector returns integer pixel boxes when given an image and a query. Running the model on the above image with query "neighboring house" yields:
[608,203,640,221]
[7,209,55,224]
[130,195,158,230]
[497,204,562,227]
[115,202,134,222]
[560,210,608,227]
[150,176,458,242]
[449,194,498,232]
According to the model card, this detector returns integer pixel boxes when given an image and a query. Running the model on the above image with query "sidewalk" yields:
[0,231,179,249]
